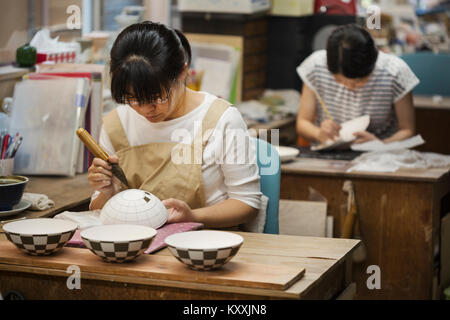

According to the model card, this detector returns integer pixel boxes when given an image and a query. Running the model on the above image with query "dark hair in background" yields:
[110,21,192,105]
[326,24,378,79]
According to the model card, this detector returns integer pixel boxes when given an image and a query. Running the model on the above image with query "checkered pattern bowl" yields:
[80,224,157,263]
[3,218,78,256]
[165,230,244,271]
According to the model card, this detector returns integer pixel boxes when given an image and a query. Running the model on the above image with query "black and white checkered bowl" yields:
[80,224,157,263]
[165,230,244,271]
[3,218,78,256]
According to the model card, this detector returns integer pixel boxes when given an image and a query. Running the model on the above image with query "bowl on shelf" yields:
[3,218,78,256]
[80,224,157,263]
[165,230,244,271]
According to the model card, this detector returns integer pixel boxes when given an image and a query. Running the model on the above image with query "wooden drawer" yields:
[243,36,267,54]
[243,70,266,90]
[243,54,267,72]
[182,14,267,37]
[244,19,268,36]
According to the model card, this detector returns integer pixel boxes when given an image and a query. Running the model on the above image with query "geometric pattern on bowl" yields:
[100,189,168,229]
[167,244,242,271]
[81,237,154,263]
[4,230,76,256]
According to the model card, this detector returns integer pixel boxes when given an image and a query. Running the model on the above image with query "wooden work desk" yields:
[414,95,450,155]
[0,233,359,300]
[0,174,359,300]
[0,174,91,230]
[280,158,450,300]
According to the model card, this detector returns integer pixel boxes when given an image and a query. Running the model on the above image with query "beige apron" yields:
[102,98,230,210]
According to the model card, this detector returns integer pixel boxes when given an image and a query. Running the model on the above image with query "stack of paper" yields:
[351,135,425,152]
[9,77,89,176]
[191,42,239,101]
[37,63,105,173]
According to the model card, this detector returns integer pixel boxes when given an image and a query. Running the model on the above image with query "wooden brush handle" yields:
[342,205,357,239]
[76,128,109,161]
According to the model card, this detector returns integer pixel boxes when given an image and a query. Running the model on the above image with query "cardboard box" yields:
[270,0,314,17]
[178,0,270,14]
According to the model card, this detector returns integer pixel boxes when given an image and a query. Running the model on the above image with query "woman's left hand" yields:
[163,198,196,223]
[353,131,379,144]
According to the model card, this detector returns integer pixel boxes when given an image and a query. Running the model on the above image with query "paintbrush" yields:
[76,128,130,189]
[314,91,334,121]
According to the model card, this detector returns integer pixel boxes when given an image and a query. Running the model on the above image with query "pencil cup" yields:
[0,158,14,176]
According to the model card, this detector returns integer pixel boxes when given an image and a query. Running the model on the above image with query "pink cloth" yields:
[67,222,204,254]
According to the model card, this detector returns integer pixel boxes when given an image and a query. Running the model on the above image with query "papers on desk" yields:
[347,134,436,173]
[351,135,425,152]
[347,149,450,173]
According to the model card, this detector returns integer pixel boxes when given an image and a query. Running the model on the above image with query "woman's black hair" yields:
[110,21,192,105]
[326,24,378,79]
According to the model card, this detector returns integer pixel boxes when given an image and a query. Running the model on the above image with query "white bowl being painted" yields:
[81,224,157,263]
[339,115,370,142]
[3,218,78,256]
[100,189,168,229]
[165,230,244,271]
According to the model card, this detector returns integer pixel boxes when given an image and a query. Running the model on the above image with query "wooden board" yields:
[279,199,327,237]
[0,174,92,232]
[0,241,305,291]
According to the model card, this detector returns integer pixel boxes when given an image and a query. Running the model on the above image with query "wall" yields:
[0,0,30,48]
[48,0,82,27]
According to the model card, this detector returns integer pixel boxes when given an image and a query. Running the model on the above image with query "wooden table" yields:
[0,174,91,231]
[414,95,450,155]
[0,174,359,300]
[0,232,359,300]
[280,158,450,299]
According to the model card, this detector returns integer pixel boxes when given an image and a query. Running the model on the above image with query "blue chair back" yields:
[400,52,450,96]
[254,138,280,234]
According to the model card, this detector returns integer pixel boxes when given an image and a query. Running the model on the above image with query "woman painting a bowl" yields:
[296,24,420,146]
[87,22,262,229]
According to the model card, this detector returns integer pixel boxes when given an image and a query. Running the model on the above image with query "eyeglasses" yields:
[126,86,172,107]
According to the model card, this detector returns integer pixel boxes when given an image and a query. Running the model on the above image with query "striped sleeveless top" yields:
[296,50,419,139]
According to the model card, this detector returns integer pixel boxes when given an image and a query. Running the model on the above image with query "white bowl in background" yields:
[274,146,300,162]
